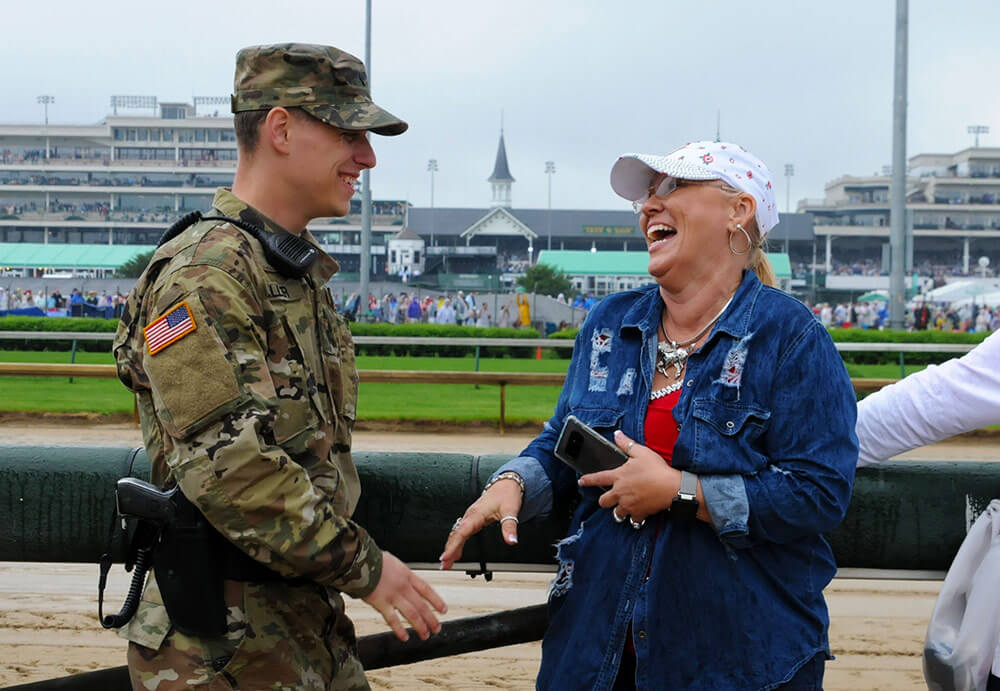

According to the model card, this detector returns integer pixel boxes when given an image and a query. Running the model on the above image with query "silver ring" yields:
[612,508,626,523]
[626,441,634,454]
[630,518,645,530]
[450,517,463,533]
[499,515,519,525]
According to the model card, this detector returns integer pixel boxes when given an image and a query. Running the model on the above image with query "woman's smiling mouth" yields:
[645,223,677,248]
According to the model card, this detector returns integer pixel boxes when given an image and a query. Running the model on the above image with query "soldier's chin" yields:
[325,199,351,219]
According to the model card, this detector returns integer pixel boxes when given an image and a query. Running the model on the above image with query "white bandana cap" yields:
[609,140,780,236]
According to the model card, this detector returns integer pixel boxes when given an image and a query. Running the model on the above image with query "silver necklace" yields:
[650,295,734,400]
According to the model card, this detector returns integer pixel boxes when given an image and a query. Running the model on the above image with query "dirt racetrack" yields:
[1,424,997,688]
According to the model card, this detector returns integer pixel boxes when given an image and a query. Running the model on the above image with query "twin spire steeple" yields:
[488,114,514,208]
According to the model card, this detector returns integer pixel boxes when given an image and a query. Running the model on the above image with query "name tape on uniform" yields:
[144,301,197,355]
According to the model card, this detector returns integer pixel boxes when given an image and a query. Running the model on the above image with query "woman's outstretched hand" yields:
[578,430,677,524]
[439,477,523,571]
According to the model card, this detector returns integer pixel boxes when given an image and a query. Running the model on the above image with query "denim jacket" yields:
[497,271,858,690]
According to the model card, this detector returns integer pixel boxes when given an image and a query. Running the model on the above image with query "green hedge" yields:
[348,323,539,357]
[828,328,989,365]
[0,316,541,358]
[0,316,118,352]
[545,326,988,365]
[3,315,987,364]
[548,328,578,359]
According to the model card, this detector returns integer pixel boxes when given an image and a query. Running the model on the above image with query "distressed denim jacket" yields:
[496,271,858,691]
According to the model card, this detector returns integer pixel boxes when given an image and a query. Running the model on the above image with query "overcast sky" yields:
[3,0,999,213]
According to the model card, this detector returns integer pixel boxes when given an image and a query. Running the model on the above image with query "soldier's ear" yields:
[263,107,293,156]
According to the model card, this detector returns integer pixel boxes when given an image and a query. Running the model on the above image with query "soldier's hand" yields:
[363,551,447,642]
[438,478,523,571]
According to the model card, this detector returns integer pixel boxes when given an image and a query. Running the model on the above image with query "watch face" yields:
[671,496,699,521]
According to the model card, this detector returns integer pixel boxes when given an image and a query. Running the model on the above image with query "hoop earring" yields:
[729,223,753,255]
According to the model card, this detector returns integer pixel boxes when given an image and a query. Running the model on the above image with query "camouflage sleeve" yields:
[143,264,382,598]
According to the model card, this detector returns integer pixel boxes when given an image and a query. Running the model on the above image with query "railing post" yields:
[499,382,506,435]
[68,338,78,384]
[474,345,481,390]
[899,351,906,379]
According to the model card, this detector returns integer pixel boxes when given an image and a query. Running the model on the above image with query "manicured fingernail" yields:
[508,535,518,544]
[614,430,623,438]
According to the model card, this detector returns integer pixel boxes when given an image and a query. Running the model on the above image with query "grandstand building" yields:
[0,98,804,293]
[800,146,1000,279]
[0,99,406,277]
[403,129,802,292]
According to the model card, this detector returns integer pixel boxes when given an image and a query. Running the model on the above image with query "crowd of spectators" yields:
[0,172,220,188]
[5,280,998,337]
[498,253,531,273]
[0,149,107,164]
[795,259,997,280]
[341,290,515,328]
[804,300,1000,333]
[0,286,125,318]
[0,201,176,224]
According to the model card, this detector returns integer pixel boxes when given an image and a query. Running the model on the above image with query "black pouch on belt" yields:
[154,493,228,638]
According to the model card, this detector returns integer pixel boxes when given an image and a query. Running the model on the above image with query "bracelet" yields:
[483,471,525,497]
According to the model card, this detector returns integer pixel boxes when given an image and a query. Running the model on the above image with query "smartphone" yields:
[554,415,628,476]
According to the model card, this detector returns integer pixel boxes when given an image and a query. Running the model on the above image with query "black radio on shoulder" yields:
[158,210,318,279]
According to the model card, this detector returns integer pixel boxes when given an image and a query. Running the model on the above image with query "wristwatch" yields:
[670,470,699,521]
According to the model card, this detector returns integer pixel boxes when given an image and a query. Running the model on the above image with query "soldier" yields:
[112,43,446,690]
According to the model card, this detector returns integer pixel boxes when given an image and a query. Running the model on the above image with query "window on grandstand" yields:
[179,148,236,162]
[116,147,174,161]
[220,130,236,142]
[180,195,213,211]
[119,195,173,211]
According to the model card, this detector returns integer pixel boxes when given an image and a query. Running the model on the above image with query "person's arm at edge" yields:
[856,329,1000,466]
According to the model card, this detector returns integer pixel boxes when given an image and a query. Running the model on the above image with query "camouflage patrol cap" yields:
[231,43,407,136]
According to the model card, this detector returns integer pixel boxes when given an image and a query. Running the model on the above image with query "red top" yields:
[624,388,682,658]
[643,388,682,465]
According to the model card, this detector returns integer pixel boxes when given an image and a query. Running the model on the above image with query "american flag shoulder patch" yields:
[144,301,197,355]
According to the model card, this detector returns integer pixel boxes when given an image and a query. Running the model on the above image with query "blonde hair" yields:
[716,182,777,288]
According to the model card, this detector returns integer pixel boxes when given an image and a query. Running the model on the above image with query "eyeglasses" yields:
[631,178,727,214]
[631,177,678,214]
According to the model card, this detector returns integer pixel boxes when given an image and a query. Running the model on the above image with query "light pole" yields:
[359,0,373,310]
[545,161,556,251]
[968,125,990,148]
[37,95,54,160]
[427,158,438,247]
[888,0,908,330]
[783,163,794,254]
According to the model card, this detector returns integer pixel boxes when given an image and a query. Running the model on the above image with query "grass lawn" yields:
[0,351,567,419]
[0,349,927,418]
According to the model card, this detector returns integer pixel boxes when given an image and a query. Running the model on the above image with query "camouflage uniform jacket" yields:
[112,189,382,653]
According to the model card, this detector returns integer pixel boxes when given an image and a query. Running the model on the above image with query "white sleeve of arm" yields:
[856,330,1000,466]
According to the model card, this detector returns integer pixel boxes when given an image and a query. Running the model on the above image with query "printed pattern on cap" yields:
[610,141,779,235]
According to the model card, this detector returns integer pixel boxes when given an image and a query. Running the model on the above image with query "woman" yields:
[441,141,858,690]
[476,304,491,328]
